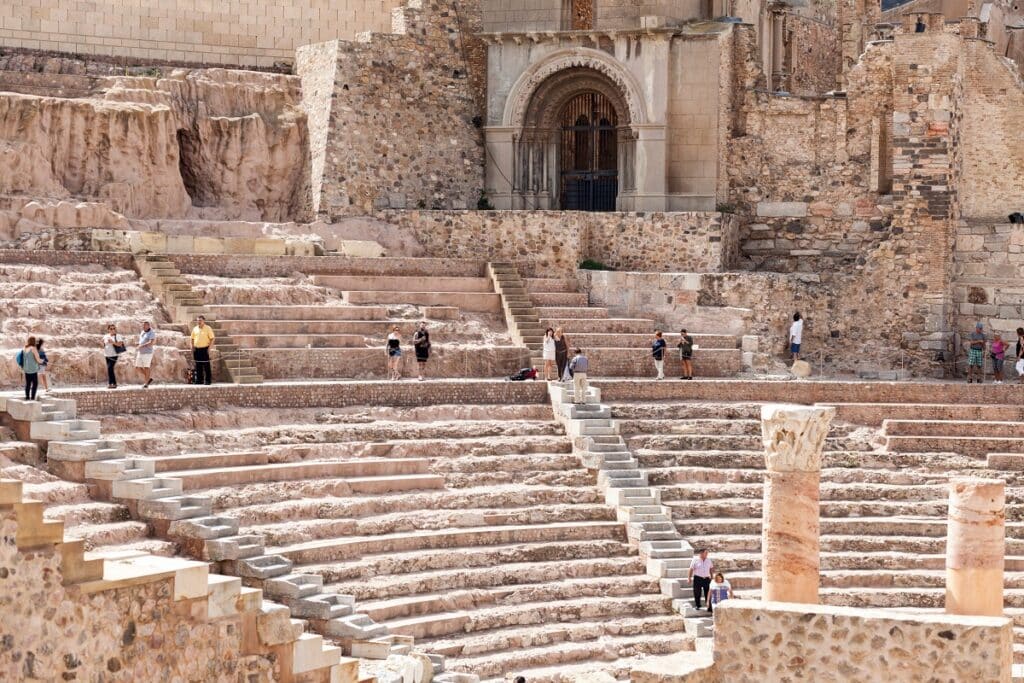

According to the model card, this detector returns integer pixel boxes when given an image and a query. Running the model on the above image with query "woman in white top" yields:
[102,323,126,389]
[541,328,557,381]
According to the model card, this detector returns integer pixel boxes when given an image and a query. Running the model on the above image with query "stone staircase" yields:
[6,393,696,681]
[607,394,1024,665]
[135,254,263,384]
[525,278,745,378]
[547,382,715,644]
[487,261,543,353]
[0,475,356,681]
[0,395,423,668]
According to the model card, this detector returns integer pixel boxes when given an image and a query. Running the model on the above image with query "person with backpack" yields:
[651,330,667,380]
[35,338,50,394]
[102,323,127,389]
[413,321,431,381]
[677,328,694,380]
[17,336,43,401]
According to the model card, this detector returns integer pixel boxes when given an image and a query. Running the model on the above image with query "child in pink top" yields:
[992,334,1007,384]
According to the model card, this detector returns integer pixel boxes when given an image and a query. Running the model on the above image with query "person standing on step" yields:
[967,322,986,384]
[190,315,215,386]
[136,320,157,388]
[569,348,589,404]
[688,548,714,612]
[413,322,430,381]
[35,338,50,394]
[789,312,804,362]
[102,323,126,389]
[651,330,667,380]
[18,336,42,401]
[554,327,570,381]
[708,572,732,614]
[677,328,695,380]
[1016,327,1024,384]
[992,332,1007,385]
[386,326,403,381]
[542,328,557,381]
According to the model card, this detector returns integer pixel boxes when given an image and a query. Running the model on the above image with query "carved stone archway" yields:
[506,57,641,209]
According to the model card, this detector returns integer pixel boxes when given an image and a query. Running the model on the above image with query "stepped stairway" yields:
[0,475,355,681]
[608,396,1024,663]
[0,395,433,671]
[135,255,263,384]
[3,395,697,680]
[172,257,523,380]
[0,259,190,387]
[524,277,744,378]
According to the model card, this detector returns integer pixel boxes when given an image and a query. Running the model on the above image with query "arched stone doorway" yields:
[513,66,636,211]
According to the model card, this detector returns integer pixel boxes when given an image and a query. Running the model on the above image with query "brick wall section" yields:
[63,380,550,416]
[166,253,489,278]
[0,0,407,69]
[248,347,533,380]
[787,14,841,95]
[0,247,134,269]
[296,0,485,218]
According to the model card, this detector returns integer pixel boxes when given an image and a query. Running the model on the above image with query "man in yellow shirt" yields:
[190,315,215,385]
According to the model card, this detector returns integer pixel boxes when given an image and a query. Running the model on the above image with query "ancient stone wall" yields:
[0,0,408,69]
[787,14,842,95]
[296,0,484,218]
[0,512,279,681]
[378,210,739,275]
[708,601,1012,682]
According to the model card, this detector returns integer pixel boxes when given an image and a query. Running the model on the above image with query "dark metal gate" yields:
[559,92,618,211]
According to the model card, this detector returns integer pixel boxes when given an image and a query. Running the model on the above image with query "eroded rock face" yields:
[0,69,311,222]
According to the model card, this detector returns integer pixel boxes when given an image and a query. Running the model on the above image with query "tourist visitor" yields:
[651,330,667,380]
[678,328,694,380]
[413,322,430,381]
[17,336,42,401]
[136,321,156,388]
[789,312,803,361]
[190,315,215,385]
[35,338,49,394]
[1016,328,1024,383]
[992,332,1007,384]
[967,322,986,384]
[688,548,714,611]
[102,323,126,389]
[569,348,589,404]
[554,327,570,381]
[386,326,402,381]
[708,572,733,614]
[542,328,557,381]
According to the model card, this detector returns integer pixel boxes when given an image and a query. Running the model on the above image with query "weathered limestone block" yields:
[760,404,835,604]
[756,201,809,217]
[947,477,1005,617]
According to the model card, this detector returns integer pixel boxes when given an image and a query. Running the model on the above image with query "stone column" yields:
[946,477,1005,617]
[760,404,835,604]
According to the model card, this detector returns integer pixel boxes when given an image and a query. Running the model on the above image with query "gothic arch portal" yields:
[503,54,643,210]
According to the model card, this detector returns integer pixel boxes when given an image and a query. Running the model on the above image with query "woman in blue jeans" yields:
[102,324,126,389]
[19,336,42,401]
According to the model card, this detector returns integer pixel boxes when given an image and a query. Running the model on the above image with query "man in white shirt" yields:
[688,548,714,611]
[789,312,804,361]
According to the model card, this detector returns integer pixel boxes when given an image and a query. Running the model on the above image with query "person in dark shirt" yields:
[677,328,695,380]
[651,330,667,380]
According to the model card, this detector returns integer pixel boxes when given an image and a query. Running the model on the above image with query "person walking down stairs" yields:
[652,330,667,380]
[688,548,714,612]
[17,336,42,401]
[386,326,402,381]
[190,316,215,385]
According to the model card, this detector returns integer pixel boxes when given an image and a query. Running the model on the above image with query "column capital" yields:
[760,404,835,473]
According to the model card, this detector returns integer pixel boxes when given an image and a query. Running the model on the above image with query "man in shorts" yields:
[968,322,986,384]
[135,321,156,388]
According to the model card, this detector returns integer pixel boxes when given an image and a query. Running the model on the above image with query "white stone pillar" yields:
[946,477,1005,617]
[483,127,515,209]
[760,404,835,604]
[630,125,667,211]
